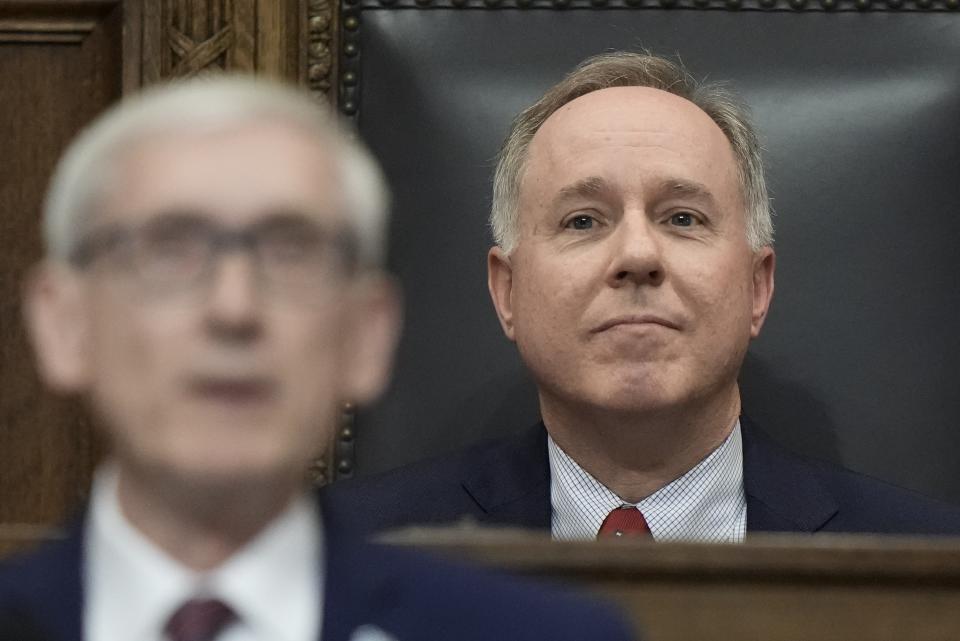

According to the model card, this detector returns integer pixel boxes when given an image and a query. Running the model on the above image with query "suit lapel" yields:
[741,416,839,533]
[459,424,551,529]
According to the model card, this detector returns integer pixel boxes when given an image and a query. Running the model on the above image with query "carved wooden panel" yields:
[140,0,301,83]
[142,0,249,79]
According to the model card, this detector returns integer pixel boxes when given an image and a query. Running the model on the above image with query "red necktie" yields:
[165,598,236,641]
[597,506,651,539]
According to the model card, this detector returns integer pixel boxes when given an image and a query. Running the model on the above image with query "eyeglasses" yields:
[70,212,359,297]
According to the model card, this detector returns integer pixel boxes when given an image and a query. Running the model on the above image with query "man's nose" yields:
[604,213,666,288]
[203,251,264,341]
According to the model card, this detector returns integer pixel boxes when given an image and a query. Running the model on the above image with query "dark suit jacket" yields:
[0,494,635,641]
[322,417,960,536]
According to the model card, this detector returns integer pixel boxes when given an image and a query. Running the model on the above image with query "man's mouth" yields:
[591,314,681,333]
[188,376,277,404]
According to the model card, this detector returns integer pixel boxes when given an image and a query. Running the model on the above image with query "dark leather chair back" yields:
[336,2,960,504]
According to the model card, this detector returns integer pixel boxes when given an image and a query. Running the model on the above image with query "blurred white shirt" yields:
[85,463,322,641]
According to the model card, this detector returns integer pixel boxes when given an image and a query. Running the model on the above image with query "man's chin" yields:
[573,381,694,418]
[129,449,304,497]
[178,455,300,488]
[597,395,681,417]
[593,371,671,403]
[588,376,738,421]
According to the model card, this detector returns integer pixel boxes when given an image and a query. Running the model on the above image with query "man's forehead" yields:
[531,86,727,157]
[100,122,344,226]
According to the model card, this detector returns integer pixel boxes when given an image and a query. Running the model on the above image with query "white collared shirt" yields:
[549,420,747,542]
[84,464,322,641]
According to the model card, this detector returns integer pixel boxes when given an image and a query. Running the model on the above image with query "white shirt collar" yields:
[549,419,747,543]
[84,463,322,641]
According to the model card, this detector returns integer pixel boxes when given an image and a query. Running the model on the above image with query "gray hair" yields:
[491,52,773,254]
[44,75,389,266]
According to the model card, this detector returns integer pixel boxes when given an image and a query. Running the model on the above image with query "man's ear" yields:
[487,246,516,341]
[341,274,403,404]
[22,262,91,393]
[750,247,776,338]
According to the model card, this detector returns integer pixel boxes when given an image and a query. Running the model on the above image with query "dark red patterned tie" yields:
[165,599,236,641]
[597,506,651,539]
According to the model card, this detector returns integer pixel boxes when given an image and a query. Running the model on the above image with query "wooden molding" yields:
[302,0,340,482]
[0,17,97,42]
[305,0,336,101]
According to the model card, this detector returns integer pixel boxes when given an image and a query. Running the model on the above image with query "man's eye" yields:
[669,212,698,227]
[260,227,324,263]
[141,220,210,259]
[565,214,596,230]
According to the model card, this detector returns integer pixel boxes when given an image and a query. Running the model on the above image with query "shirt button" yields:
[615,530,623,537]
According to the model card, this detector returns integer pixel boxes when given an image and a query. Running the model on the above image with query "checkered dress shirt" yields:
[549,420,747,542]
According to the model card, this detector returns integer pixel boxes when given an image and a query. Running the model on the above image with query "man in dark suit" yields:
[324,51,960,540]
[0,76,635,641]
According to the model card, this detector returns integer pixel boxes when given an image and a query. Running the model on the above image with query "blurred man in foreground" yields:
[326,51,960,540]
[0,77,634,641]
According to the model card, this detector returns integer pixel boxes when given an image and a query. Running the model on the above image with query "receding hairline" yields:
[517,85,747,216]
[544,84,717,118]
[527,84,741,158]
